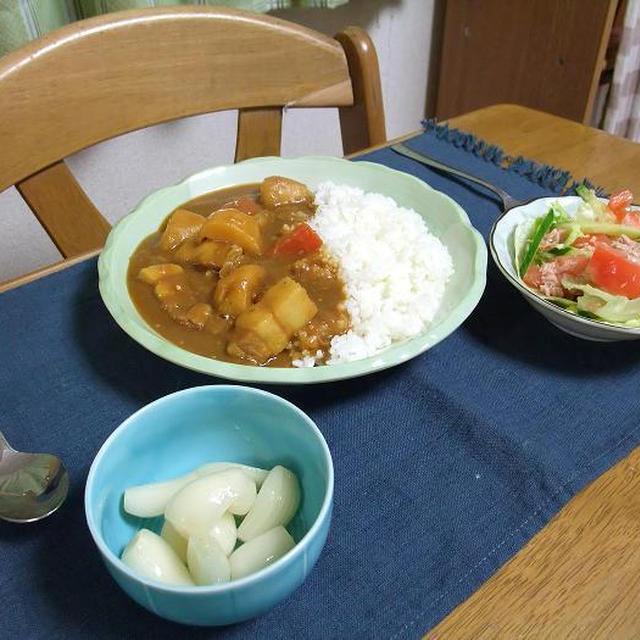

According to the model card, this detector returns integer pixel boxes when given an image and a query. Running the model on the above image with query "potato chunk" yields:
[260,176,314,209]
[175,239,231,268]
[186,303,212,329]
[260,277,318,333]
[231,306,290,363]
[138,263,184,285]
[214,265,266,317]
[160,209,205,251]
[199,209,262,256]
[227,277,317,364]
[153,274,198,321]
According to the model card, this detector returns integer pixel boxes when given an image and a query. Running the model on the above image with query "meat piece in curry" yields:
[127,176,350,367]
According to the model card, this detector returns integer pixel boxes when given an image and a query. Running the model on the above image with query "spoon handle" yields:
[390,143,521,211]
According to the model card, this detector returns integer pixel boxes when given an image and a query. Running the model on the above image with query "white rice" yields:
[294,181,454,366]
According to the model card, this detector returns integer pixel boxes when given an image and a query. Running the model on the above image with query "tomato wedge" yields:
[268,223,322,257]
[621,210,640,228]
[607,189,634,221]
[555,254,590,275]
[585,241,640,298]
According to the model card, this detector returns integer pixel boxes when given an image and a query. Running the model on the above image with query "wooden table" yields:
[4,103,640,639]
[426,104,640,640]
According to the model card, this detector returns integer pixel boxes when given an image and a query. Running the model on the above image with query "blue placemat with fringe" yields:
[2,122,639,640]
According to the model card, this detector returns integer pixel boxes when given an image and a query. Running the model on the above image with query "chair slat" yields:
[16,162,111,257]
[336,27,387,156]
[235,107,283,162]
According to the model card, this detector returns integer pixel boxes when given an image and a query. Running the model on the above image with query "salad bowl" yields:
[490,192,640,342]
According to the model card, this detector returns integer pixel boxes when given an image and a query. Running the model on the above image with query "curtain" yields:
[0,0,349,57]
[603,0,640,142]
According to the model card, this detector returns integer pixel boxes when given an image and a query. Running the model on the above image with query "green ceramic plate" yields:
[98,156,487,383]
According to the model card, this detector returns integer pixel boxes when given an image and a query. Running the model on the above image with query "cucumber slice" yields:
[558,222,640,239]
[547,246,572,256]
[518,208,555,276]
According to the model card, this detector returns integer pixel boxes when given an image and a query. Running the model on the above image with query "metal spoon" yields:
[0,429,69,523]
[390,143,526,211]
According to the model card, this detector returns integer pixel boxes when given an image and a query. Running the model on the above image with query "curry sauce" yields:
[127,177,349,367]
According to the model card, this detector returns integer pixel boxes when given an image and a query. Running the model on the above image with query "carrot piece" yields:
[269,224,322,257]
[235,196,262,215]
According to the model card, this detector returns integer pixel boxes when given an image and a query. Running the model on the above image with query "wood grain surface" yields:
[428,447,640,639]
[0,6,354,193]
[16,161,110,257]
[234,107,283,162]
[336,26,387,155]
[426,104,640,640]
[448,104,640,195]
[435,0,618,124]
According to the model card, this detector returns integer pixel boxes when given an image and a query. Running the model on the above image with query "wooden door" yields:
[435,0,618,124]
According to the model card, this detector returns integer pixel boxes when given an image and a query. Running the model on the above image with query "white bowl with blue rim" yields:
[490,195,640,342]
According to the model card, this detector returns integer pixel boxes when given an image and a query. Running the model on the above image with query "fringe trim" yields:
[421,119,606,196]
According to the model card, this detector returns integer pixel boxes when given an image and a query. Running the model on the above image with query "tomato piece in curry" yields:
[127,176,350,367]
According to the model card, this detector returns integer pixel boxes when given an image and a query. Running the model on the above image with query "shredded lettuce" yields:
[551,202,571,225]
[575,184,613,222]
[513,218,536,275]
[561,279,640,325]
[575,202,601,222]
[541,295,578,313]
[559,222,583,247]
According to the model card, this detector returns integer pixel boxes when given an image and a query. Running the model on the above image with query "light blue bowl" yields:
[85,385,333,626]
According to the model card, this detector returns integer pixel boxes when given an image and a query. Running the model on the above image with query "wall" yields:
[0,0,436,282]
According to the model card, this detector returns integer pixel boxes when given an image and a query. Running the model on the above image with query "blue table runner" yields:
[2,125,639,639]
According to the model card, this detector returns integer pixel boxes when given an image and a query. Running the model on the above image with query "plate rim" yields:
[98,155,488,383]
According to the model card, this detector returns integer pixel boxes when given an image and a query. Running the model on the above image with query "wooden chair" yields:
[0,6,386,288]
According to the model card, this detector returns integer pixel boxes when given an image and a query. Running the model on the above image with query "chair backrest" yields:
[0,6,386,266]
